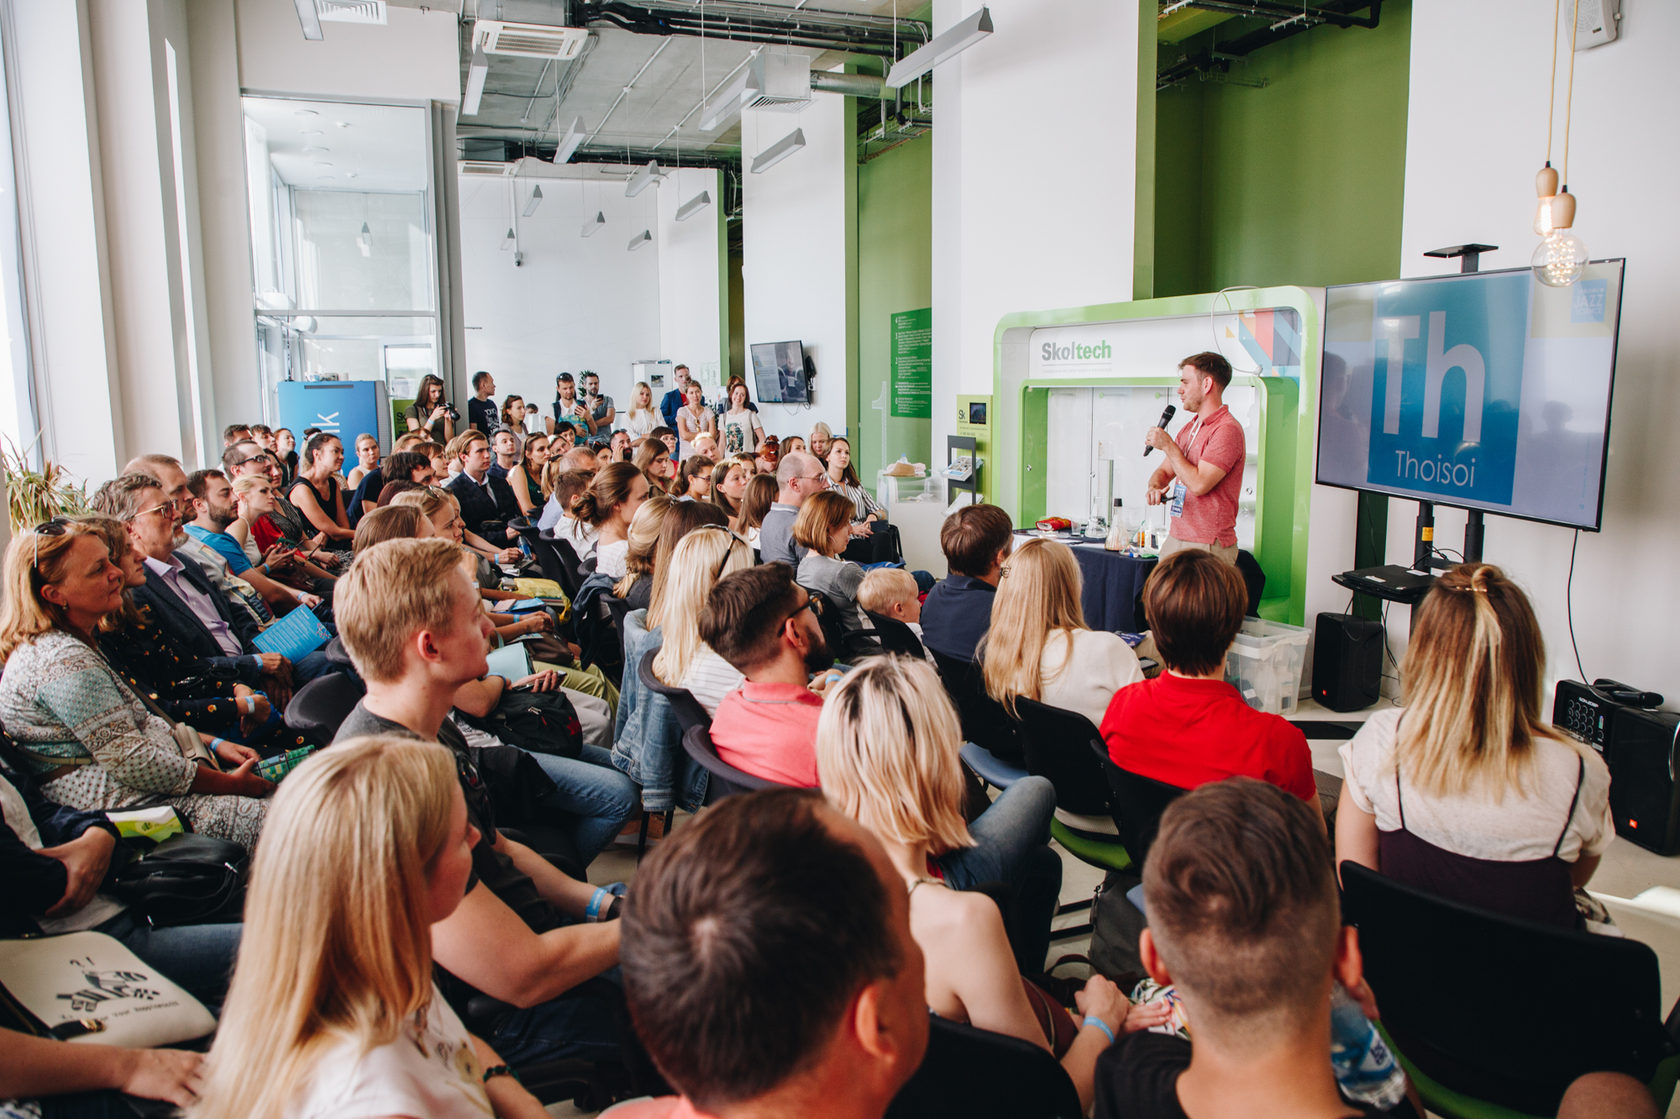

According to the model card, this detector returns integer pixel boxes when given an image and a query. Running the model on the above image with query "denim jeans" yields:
[935,774,1062,975]
[531,745,639,865]
[480,970,627,1068]
[95,908,242,1011]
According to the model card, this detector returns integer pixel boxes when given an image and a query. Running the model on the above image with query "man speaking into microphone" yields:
[1144,352,1244,565]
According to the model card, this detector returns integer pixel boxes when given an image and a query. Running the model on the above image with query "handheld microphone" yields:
[1143,404,1177,456]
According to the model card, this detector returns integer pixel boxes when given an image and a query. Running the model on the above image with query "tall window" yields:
[0,20,35,463]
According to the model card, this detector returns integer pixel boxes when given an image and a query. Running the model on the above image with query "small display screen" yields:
[967,401,988,426]
[750,340,809,404]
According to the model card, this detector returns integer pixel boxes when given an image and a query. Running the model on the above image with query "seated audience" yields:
[856,567,934,662]
[444,430,522,548]
[221,422,250,448]
[286,432,356,549]
[808,421,832,461]
[980,538,1143,727]
[795,491,881,655]
[539,465,599,542]
[633,437,676,495]
[825,436,885,530]
[1,736,242,1009]
[190,737,551,1119]
[0,521,271,848]
[618,788,928,1119]
[920,503,1013,661]
[1335,563,1612,928]
[1101,549,1320,821]
[673,455,714,500]
[710,458,748,527]
[737,472,778,548]
[651,425,678,459]
[700,565,831,787]
[331,539,624,1068]
[507,430,549,517]
[249,455,344,571]
[0,1029,208,1118]
[345,431,380,490]
[690,432,718,462]
[489,426,521,481]
[654,524,754,715]
[783,436,808,456]
[818,657,1076,1006]
[759,452,828,566]
[612,494,675,612]
[183,469,321,616]
[229,472,338,589]
[373,448,435,505]
[576,462,652,579]
[274,426,298,482]
[1094,778,1420,1119]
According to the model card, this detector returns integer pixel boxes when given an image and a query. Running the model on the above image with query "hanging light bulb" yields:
[1531,185,1585,287]
[1532,163,1559,235]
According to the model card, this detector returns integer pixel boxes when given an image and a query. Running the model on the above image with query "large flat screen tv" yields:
[750,340,810,404]
[1317,260,1624,531]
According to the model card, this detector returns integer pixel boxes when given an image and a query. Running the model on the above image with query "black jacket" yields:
[446,471,520,540]
[0,741,120,937]
[131,554,261,681]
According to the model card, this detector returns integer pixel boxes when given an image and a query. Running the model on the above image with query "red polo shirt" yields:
[1099,673,1315,802]
[1169,404,1245,548]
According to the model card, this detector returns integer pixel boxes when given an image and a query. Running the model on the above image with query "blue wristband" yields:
[586,886,608,920]
[209,737,225,754]
[1083,1016,1116,1045]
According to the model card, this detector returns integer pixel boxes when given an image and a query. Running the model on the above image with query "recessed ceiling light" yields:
[302,146,329,154]
[294,109,319,117]
[336,121,352,129]
[313,161,334,167]
[300,128,323,135]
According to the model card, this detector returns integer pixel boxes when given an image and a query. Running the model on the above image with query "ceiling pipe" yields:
[810,70,885,98]
[578,0,925,59]
[1157,0,1381,89]
[1174,0,1379,31]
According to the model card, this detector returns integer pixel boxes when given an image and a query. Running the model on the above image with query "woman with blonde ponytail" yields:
[189,736,548,1119]
[1335,563,1612,929]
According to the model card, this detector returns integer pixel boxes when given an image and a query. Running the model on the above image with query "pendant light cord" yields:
[1545,0,1559,163]
[1561,0,1579,186]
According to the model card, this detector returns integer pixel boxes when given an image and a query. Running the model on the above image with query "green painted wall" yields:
[855,132,933,486]
[1154,0,1412,294]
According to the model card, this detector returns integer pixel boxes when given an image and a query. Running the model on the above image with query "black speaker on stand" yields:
[1312,613,1384,712]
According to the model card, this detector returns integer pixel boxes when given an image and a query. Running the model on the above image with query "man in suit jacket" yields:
[659,364,692,430]
[444,430,521,543]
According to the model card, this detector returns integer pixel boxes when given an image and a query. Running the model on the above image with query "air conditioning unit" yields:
[315,0,386,24]
[458,160,513,177]
[473,19,588,60]
[743,54,811,112]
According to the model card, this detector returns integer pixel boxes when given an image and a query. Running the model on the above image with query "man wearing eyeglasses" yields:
[759,452,829,567]
[699,564,836,789]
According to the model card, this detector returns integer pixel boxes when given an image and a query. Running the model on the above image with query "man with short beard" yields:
[699,564,835,788]
[182,468,322,616]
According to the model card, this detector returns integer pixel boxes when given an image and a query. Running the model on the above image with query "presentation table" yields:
[1011,531,1157,634]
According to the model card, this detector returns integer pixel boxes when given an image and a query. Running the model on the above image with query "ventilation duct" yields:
[743,54,812,112]
[473,19,589,60]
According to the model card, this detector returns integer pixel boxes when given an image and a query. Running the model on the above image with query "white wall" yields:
[930,0,1147,457]
[741,91,852,441]
[657,167,727,386]
[234,0,458,104]
[1394,1,1680,696]
[458,173,663,415]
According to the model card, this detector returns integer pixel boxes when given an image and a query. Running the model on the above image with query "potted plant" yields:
[3,436,89,535]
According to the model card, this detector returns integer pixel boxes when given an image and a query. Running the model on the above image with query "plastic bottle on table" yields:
[1328,981,1407,1108]
[1105,499,1128,551]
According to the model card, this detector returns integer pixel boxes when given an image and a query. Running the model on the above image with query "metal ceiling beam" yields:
[577,0,926,59]
[1157,0,1382,90]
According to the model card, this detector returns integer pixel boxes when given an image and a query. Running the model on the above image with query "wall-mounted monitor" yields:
[1317,260,1624,532]
[751,339,810,404]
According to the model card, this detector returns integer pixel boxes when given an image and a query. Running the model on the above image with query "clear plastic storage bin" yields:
[1224,618,1311,715]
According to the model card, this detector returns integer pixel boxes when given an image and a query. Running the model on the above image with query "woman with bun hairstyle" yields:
[1336,563,1613,928]
[573,462,651,580]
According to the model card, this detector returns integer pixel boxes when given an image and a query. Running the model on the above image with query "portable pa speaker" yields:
[1311,612,1384,712]
[1554,680,1680,855]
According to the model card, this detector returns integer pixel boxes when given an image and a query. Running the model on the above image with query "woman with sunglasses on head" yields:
[650,521,752,717]
[0,521,273,850]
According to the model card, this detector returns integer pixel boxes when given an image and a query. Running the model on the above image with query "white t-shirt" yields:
[595,538,630,580]
[720,410,760,457]
[624,410,658,438]
[286,988,492,1119]
[1037,629,1145,729]
[1338,707,1614,864]
[678,644,746,717]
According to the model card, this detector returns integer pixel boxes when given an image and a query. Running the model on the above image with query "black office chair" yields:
[586,594,629,688]
[637,648,711,737]
[864,610,928,659]
[1099,759,1189,870]
[283,672,366,746]
[929,649,1024,769]
[1340,860,1680,1117]
[528,534,582,598]
[884,1015,1084,1119]
[1235,548,1267,616]
[680,722,774,804]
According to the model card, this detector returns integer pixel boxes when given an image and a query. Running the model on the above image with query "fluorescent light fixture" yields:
[700,69,752,132]
[554,116,586,164]
[625,160,662,198]
[750,128,806,174]
[675,190,712,222]
[293,0,323,40]
[523,185,544,217]
[628,230,652,251]
[500,226,516,251]
[357,221,372,257]
[581,211,606,237]
[463,46,489,116]
[885,6,993,89]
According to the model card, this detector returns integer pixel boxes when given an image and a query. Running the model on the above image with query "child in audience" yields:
[794,491,880,656]
[980,538,1143,728]
[538,465,598,541]
[1101,549,1322,826]
[190,736,550,1119]
[817,656,1151,1115]
[738,472,778,548]
[1335,563,1612,929]
[857,567,934,663]
[1094,778,1419,1119]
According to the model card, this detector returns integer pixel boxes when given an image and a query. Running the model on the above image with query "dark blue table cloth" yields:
[1013,531,1157,634]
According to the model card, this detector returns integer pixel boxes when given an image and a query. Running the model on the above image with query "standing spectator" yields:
[464,369,498,434]
[719,380,765,457]
[675,379,715,462]
[550,372,596,438]
[658,364,692,430]
[403,373,456,444]
[582,370,616,430]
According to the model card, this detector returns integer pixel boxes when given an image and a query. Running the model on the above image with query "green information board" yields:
[889,307,932,419]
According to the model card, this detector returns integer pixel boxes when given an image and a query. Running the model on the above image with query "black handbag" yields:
[460,684,584,759]
[109,833,248,927]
